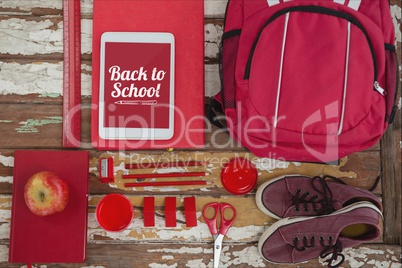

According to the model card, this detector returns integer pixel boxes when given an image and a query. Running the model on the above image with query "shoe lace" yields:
[320,237,345,268]
[293,235,345,268]
[293,175,346,215]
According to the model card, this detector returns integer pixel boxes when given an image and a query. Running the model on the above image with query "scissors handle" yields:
[218,202,236,236]
[202,202,220,235]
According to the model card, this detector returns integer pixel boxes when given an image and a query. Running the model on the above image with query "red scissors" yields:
[202,202,237,268]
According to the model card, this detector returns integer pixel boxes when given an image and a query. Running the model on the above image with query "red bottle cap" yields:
[96,194,134,232]
[221,157,258,195]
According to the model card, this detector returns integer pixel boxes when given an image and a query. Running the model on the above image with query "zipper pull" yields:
[374,81,386,96]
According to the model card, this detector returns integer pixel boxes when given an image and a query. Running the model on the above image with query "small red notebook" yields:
[91,0,205,150]
[9,150,89,263]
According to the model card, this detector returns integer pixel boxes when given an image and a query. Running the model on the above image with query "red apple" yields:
[24,171,69,216]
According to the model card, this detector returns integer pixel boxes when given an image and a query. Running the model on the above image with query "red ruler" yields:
[62,0,81,148]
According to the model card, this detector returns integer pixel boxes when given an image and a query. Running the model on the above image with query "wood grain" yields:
[1,243,400,268]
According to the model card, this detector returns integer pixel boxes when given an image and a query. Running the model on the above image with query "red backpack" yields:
[212,0,398,162]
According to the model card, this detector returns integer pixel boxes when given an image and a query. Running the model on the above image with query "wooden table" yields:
[0,0,401,267]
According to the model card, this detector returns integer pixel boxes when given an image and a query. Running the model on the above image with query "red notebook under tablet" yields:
[92,0,205,150]
[9,150,89,263]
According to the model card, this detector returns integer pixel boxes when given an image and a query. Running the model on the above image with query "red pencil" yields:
[125,161,206,169]
[124,180,207,187]
[122,172,206,179]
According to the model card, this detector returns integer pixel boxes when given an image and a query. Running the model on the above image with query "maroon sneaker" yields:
[258,202,382,267]
[256,175,382,219]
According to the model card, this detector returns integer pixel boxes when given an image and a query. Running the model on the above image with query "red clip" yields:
[165,197,176,227]
[99,158,114,183]
[143,197,155,227]
[184,196,197,227]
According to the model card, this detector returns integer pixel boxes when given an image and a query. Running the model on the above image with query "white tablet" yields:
[99,32,175,140]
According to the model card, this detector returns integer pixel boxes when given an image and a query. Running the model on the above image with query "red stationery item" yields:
[143,197,155,227]
[124,180,207,188]
[165,197,177,227]
[125,161,205,169]
[122,172,206,179]
[99,158,114,183]
[9,150,89,263]
[184,197,197,227]
[62,0,81,148]
[91,0,204,150]
[96,194,133,232]
[221,158,258,195]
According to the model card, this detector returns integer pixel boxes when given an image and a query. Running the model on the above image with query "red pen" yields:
[122,171,206,179]
[124,180,207,187]
[125,161,206,169]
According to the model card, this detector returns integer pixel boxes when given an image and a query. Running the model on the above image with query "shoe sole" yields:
[255,174,304,220]
[258,201,383,264]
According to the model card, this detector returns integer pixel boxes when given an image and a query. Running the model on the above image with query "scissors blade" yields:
[213,234,224,268]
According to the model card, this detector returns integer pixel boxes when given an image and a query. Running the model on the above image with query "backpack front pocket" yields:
[245,5,383,135]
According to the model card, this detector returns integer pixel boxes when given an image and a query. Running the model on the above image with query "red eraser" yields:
[165,197,176,227]
[184,196,197,227]
[143,197,155,227]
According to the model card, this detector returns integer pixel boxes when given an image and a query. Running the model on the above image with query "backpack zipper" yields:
[244,5,382,94]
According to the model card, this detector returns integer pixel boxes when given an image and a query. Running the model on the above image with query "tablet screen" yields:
[102,41,172,129]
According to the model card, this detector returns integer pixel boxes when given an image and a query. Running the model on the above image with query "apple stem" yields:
[40,192,45,202]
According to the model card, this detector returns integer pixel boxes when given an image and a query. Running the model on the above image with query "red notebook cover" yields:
[9,150,89,263]
[91,0,205,150]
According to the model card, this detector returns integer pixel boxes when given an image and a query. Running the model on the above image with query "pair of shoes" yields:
[256,175,382,267]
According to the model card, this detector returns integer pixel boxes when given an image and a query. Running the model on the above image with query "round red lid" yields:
[221,157,258,195]
[96,194,134,232]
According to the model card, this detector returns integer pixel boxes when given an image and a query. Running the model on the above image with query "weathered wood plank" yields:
[0,243,400,268]
[0,0,229,18]
[0,99,382,151]
[0,193,385,244]
[0,3,400,60]
[0,149,383,195]
[380,60,402,245]
[0,18,222,60]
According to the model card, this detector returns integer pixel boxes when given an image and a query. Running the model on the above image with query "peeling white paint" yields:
[0,18,92,55]
[149,263,177,268]
[225,225,264,241]
[0,18,60,55]
[318,247,401,268]
[0,176,12,184]
[391,5,401,43]
[161,255,174,260]
[89,166,97,173]
[0,209,11,240]
[0,0,226,17]
[0,61,92,96]
[205,23,222,59]
[0,154,14,167]
[0,245,8,262]
[0,1,61,11]
[148,247,205,254]
[228,246,265,267]
[185,259,207,268]
[252,158,290,173]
